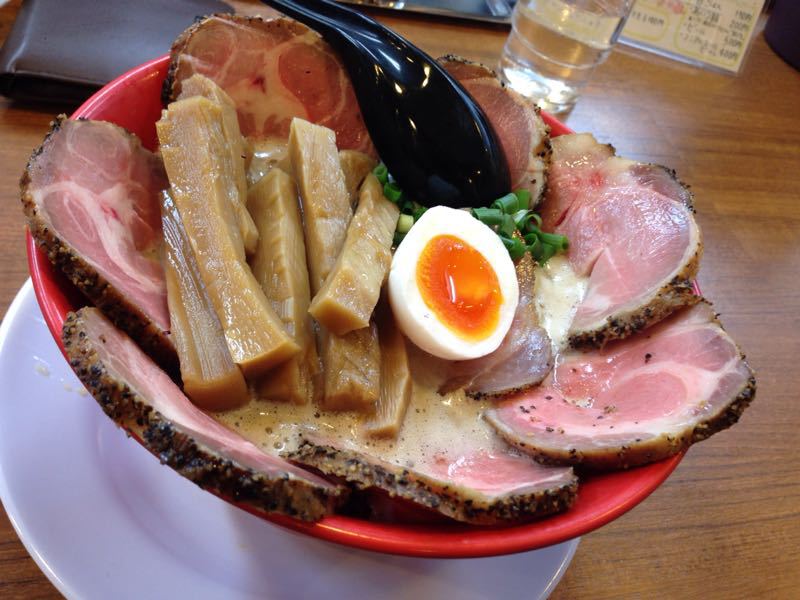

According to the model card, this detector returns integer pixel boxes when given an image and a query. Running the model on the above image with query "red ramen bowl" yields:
[26,55,683,558]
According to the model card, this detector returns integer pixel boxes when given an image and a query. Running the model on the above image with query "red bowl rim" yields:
[25,54,683,558]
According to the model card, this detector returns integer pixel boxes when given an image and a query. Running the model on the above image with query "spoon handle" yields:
[261,0,371,45]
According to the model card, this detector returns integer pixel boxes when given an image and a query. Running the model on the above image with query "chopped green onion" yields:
[373,163,389,185]
[383,181,403,203]
[393,231,406,246]
[513,210,542,233]
[539,242,558,263]
[471,190,568,265]
[500,235,527,260]
[526,226,541,236]
[471,207,505,227]
[538,231,569,251]
[412,204,427,221]
[513,209,529,230]
[523,232,540,246]
[400,199,415,214]
[498,214,516,238]
[491,193,519,214]
[527,234,541,255]
[396,214,414,234]
[530,240,557,264]
[513,189,532,211]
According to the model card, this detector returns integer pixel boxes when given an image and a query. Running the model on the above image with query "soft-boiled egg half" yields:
[388,206,519,360]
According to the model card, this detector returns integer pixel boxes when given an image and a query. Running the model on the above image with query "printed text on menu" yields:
[621,0,766,73]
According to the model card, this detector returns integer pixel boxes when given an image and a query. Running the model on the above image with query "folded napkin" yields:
[0,0,232,103]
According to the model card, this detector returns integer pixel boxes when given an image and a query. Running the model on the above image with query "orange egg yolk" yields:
[416,234,503,341]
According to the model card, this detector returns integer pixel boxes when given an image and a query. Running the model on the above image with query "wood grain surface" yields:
[1,0,798,598]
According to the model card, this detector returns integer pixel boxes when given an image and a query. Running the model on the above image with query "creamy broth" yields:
[246,138,289,185]
[214,343,503,467]
[533,255,588,350]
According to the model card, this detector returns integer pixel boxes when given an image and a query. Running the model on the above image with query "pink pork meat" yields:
[22,117,174,369]
[542,133,702,347]
[441,57,551,205]
[63,307,344,520]
[165,14,375,155]
[291,433,577,525]
[439,253,553,398]
[484,303,755,469]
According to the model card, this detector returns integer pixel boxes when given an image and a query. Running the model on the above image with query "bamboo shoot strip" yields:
[157,96,299,377]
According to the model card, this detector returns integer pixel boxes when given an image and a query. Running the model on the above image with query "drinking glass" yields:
[499,0,634,113]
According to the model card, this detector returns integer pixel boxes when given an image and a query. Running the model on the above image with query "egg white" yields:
[388,206,519,360]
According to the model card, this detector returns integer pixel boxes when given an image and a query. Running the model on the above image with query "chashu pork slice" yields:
[542,133,702,347]
[63,307,344,520]
[440,57,551,206]
[291,339,576,525]
[485,302,755,470]
[165,14,374,156]
[291,435,576,525]
[21,117,175,371]
[439,253,553,398]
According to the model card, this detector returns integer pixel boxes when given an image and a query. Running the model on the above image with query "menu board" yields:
[620,0,767,73]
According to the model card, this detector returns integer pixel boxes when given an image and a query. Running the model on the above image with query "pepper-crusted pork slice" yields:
[309,174,399,335]
[485,302,755,469]
[542,133,702,347]
[162,191,249,411]
[165,14,375,156]
[21,117,175,371]
[64,307,343,521]
[291,435,577,525]
[178,73,259,255]
[157,96,299,377]
[247,168,320,404]
[440,57,551,207]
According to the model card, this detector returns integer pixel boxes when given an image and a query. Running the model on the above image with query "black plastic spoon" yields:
[262,0,510,208]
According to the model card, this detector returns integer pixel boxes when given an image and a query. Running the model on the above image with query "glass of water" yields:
[499,0,634,114]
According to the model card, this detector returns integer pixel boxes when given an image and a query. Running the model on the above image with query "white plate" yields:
[0,281,579,600]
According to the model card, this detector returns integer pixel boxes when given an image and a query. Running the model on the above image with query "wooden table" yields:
[1,1,798,598]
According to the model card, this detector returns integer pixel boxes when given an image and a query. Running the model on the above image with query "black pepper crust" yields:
[568,254,702,349]
[438,54,496,77]
[289,440,578,525]
[21,116,178,375]
[568,166,703,349]
[487,307,756,470]
[467,382,536,401]
[63,308,344,521]
[163,14,312,105]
